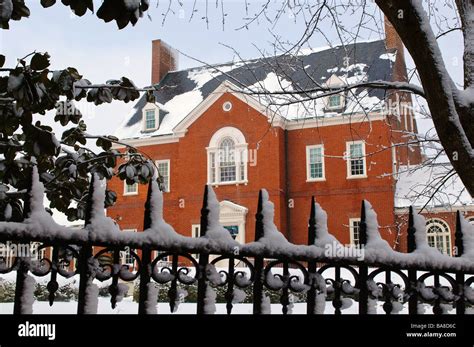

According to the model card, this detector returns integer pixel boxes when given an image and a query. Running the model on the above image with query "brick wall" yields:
[108,92,406,247]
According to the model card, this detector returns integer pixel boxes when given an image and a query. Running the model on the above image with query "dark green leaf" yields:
[40,0,56,8]
[61,0,93,17]
[30,52,50,71]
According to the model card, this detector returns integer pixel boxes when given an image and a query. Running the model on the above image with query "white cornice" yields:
[285,112,386,130]
[111,135,181,149]
[113,82,387,148]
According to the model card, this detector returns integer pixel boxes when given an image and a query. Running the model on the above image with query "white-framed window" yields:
[219,137,236,182]
[122,229,137,266]
[152,251,169,264]
[426,219,452,256]
[145,109,156,129]
[327,94,343,109]
[123,247,135,265]
[156,159,170,192]
[391,143,397,175]
[142,102,160,132]
[306,145,325,181]
[123,181,138,196]
[349,218,361,246]
[323,75,345,111]
[32,242,46,261]
[192,224,201,238]
[207,127,248,185]
[191,224,201,260]
[0,242,14,268]
[346,141,367,178]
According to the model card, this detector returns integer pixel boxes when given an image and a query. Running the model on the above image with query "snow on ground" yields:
[0,297,448,315]
[0,267,458,315]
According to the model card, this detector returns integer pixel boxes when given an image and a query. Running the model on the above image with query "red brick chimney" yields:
[151,39,178,85]
[384,16,404,60]
[384,16,423,166]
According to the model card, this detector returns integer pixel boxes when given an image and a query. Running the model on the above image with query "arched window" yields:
[426,219,452,256]
[207,127,248,185]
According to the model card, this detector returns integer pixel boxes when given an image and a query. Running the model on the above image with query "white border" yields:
[123,182,138,196]
[156,159,171,192]
[349,218,361,245]
[346,140,367,179]
[306,144,325,182]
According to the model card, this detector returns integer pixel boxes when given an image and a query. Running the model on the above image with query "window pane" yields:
[349,143,365,176]
[328,95,341,108]
[426,221,451,256]
[210,152,216,183]
[223,225,239,239]
[220,166,236,182]
[126,183,137,193]
[157,161,169,192]
[350,143,363,158]
[309,147,322,163]
[219,137,236,182]
[427,235,435,248]
[308,147,323,179]
[145,110,156,129]
[310,163,323,178]
[351,220,361,246]
[123,247,135,265]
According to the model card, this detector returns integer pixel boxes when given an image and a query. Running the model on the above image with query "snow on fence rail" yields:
[1,168,474,314]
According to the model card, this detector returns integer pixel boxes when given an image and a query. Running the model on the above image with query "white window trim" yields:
[123,181,138,196]
[306,144,326,182]
[192,224,201,238]
[207,127,248,186]
[122,229,137,265]
[142,103,159,132]
[191,224,201,259]
[346,141,367,179]
[155,159,171,193]
[391,143,397,176]
[426,219,452,256]
[349,218,361,245]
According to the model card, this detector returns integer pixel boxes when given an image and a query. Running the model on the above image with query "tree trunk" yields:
[376,0,474,196]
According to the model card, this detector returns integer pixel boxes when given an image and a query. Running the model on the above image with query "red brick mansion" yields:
[108,20,473,258]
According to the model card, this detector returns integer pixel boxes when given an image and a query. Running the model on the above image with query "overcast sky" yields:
[0,1,464,143]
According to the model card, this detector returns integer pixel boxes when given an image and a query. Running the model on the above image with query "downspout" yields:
[284,129,291,242]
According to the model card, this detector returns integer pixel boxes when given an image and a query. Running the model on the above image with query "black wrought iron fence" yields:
[1,170,474,315]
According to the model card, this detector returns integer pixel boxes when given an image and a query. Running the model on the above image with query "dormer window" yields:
[324,74,345,112]
[145,110,156,129]
[142,103,160,132]
[328,95,342,109]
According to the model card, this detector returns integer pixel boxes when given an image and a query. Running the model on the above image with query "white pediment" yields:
[219,200,248,218]
[324,74,345,87]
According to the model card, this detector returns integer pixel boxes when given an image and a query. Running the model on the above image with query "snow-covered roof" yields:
[395,164,473,209]
[115,39,396,140]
